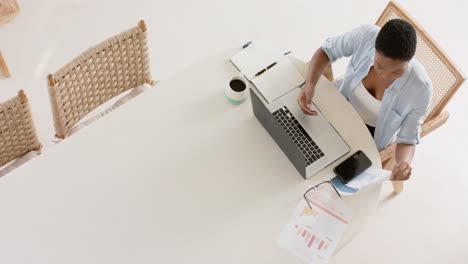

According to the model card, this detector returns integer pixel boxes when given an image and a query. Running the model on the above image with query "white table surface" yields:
[0,48,381,263]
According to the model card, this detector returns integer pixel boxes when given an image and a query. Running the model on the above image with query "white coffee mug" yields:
[225,76,249,105]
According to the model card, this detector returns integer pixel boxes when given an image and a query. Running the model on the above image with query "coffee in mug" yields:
[225,76,249,104]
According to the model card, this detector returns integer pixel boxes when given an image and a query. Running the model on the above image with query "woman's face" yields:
[373,51,409,84]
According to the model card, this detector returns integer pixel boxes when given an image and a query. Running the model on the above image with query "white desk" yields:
[0,48,381,263]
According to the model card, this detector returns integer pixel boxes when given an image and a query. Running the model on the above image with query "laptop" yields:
[250,86,350,179]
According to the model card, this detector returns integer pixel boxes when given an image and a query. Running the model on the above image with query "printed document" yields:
[278,191,352,263]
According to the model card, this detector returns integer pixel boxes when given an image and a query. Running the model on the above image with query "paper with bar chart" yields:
[278,193,352,264]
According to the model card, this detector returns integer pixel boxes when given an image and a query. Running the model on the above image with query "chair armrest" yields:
[379,142,397,164]
[323,64,334,82]
[421,111,450,137]
[379,111,450,164]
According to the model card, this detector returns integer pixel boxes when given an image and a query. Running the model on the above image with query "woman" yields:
[297,19,432,181]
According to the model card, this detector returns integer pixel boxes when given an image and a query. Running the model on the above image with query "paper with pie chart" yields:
[278,194,352,264]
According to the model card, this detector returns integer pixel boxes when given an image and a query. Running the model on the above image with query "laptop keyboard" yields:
[272,106,324,166]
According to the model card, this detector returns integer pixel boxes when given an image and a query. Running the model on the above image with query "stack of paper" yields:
[278,192,352,264]
[230,43,305,104]
[230,43,281,80]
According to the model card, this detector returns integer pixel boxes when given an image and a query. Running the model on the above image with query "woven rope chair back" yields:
[48,20,151,138]
[0,90,41,168]
[376,1,465,122]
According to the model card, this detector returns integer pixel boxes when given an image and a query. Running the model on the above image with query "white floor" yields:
[1,0,467,263]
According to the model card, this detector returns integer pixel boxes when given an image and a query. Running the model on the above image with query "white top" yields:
[322,25,432,150]
[349,82,382,127]
[0,50,381,263]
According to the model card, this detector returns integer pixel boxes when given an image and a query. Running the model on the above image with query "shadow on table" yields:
[377,191,399,209]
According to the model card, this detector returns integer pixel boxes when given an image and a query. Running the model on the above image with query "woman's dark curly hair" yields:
[375,19,417,61]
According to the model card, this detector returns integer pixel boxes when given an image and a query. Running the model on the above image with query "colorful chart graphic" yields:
[301,205,319,217]
[294,224,329,251]
[278,198,352,264]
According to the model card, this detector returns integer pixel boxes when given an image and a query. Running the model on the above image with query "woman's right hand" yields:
[297,84,318,116]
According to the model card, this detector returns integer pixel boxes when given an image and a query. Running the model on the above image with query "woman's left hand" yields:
[391,161,412,181]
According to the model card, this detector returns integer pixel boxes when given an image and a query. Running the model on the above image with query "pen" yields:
[242,41,252,49]
[255,62,277,77]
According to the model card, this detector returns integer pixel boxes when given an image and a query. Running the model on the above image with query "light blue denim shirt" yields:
[321,25,432,151]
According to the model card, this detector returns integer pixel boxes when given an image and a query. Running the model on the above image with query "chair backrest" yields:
[376,1,465,122]
[48,20,152,138]
[0,90,41,168]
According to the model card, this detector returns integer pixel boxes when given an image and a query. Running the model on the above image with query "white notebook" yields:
[230,43,305,104]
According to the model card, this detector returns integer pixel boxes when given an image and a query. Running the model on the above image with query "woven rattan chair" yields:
[47,20,154,139]
[0,90,41,176]
[323,1,465,193]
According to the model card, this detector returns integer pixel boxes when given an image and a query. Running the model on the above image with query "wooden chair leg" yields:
[392,180,404,194]
[0,50,11,78]
[383,156,404,194]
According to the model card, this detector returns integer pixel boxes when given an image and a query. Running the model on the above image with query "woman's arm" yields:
[297,48,331,116]
[298,25,373,116]
[391,143,415,181]
[392,79,431,181]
